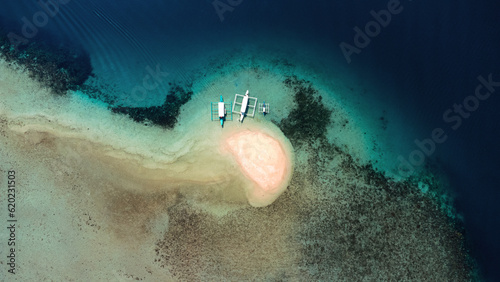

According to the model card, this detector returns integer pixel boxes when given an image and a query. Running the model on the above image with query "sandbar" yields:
[222,127,294,207]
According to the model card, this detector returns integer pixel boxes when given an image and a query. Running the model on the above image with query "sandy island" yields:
[221,127,294,207]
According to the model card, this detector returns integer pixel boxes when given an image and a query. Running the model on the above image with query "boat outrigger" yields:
[218,95,226,127]
[258,100,270,116]
[211,96,232,127]
[210,90,264,127]
[239,90,250,122]
[232,90,257,123]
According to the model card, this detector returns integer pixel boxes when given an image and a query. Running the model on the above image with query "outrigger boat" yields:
[218,95,226,127]
[239,90,250,122]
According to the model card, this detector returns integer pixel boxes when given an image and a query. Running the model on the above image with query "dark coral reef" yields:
[277,75,477,280]
[279,75,332,146]
[0,32,93,95]
[111,83,193,129]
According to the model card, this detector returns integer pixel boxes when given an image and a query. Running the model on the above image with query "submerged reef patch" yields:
[275,75,476,279]
[0,32,92,95]
[292,162,475,280]
[111,83,193,129]
[279,75,333,146]
[155,199,301,280]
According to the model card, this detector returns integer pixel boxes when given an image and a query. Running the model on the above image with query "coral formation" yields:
[111,83,193,129]
[0,32,92,95]
[279,75,333,146]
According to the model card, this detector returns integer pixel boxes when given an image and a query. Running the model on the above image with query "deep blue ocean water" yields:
[1,0,499,279]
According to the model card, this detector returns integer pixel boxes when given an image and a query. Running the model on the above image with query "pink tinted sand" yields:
[224,130,289,206]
